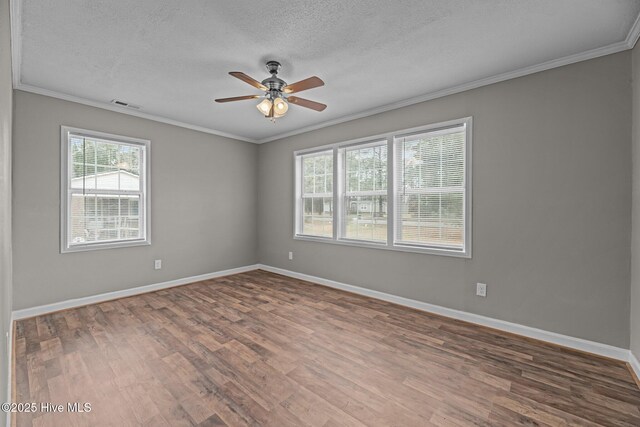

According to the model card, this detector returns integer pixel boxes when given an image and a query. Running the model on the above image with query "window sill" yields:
[61,239,151,254]
[293,235,471,258]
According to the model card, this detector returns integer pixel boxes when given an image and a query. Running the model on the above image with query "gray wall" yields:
[12,91,258,310]
[0,0,12,422]
[258,52,632,348]
[631,42,640,359]
[9,46,635,352]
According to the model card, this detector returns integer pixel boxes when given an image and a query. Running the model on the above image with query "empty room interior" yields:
[4,1,640,426]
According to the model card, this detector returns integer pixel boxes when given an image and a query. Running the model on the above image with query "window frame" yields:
[293,117,472,258]
[60,126,151,253]
[338,139,389,245]
[294,149,336,239]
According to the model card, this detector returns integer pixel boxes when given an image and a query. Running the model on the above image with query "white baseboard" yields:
[629,351,640,383]
[9,263,635,366]
[257,264,630,362]
[12,264,260,320]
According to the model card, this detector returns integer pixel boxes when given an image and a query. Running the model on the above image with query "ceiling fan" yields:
[215,60,326,121]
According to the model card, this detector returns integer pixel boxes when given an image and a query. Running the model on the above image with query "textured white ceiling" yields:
[17,0,640,142]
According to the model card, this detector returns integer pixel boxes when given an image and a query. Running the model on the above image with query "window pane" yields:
[301,151,332,196]
[299,151,333,237]
[396,127,465,249]
[303,176,314,194]
[314,174,326,193]
[302,196,333,237]
[345,145,387,192]
[70,137,141,191]
[71,139,96,189]
[70,194,141,245]
[342,142,387,242]
[93,140,119,167]
[303,157,315,177]
[344,195,387,242]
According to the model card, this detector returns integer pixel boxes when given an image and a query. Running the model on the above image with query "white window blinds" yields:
[395,124,466,250]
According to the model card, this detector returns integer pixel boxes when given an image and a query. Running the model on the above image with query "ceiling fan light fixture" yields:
[273,97,288,117]
[256,98,272,115]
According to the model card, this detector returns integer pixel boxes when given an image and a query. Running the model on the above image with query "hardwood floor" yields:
[12,270,640,426]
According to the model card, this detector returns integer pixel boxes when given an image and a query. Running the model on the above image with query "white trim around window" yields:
[60,126,151,253]
[294,117,472,258]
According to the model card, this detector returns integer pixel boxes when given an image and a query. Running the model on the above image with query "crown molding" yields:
[15,84,258,143]
[9,1,640,145]
[256,38,632,143]
[8,0,256,143]
[626,9,640,49]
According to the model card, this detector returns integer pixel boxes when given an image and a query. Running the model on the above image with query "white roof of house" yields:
[71,170,139,191]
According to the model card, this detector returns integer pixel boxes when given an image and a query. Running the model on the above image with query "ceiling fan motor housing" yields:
[262,61,287,94]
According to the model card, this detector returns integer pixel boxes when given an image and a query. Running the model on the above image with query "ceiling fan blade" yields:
[283,76,324,94]
[215,95,261,103]
[229,72,268,91]
[288,96,327,112]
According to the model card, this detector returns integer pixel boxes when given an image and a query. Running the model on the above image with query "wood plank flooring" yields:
[12,270,640,426]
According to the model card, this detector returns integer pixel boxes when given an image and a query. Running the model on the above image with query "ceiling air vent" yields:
[110,99,141,110]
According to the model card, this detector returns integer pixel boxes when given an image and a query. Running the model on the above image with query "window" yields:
[395,125,466,251]
[294,117,471,257]
[340,141,388,242]
[297,150,333,237]
[61,126,150,252]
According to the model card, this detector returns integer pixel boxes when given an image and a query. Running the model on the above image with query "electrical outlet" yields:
[476,283,487,297]
[288,251,293,260]
[154,259,162,270]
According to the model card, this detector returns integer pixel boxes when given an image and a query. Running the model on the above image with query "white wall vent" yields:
[110,99,141,110]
